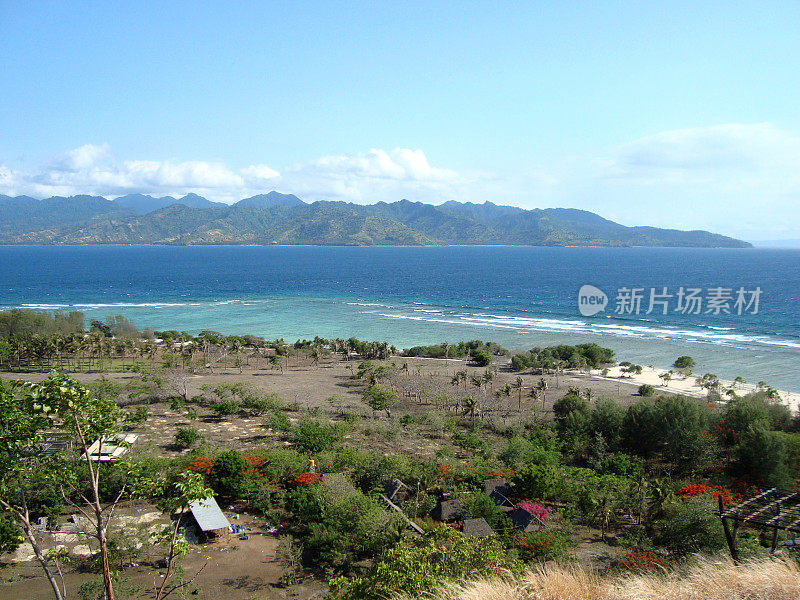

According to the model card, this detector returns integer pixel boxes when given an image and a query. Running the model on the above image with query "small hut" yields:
[188,497,230,540]
[463,517,494,538]
[483,478,514,508]
[511,506,545,533]
[430,499,463,522]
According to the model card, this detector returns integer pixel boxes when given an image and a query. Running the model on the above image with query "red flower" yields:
[293,472,323,486]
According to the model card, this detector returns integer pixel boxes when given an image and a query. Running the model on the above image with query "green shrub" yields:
[167,396,185,410]
[293,419,345,453]
[638,384,655,397]
[514,529,572,562]
[242,393,282,415]
[462,491,508,530]
[510,353,532,371]
[267,410,292,432]
[330,526,520,600]
[0,517,23,556]
[470,349,492,367]
[124,406,149,426]
[653,496,726,556]
[211,398,240,418]
[209,450,248,498]
[174,426,202,449]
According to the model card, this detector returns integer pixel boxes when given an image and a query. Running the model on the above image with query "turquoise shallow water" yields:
[1,245,798,391]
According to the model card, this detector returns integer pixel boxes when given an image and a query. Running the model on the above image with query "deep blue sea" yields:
[1,245,798,391]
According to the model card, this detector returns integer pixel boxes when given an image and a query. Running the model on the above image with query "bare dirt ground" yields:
[0,355,652,599]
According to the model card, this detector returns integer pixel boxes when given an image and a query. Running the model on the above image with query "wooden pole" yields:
[719,495,739,563]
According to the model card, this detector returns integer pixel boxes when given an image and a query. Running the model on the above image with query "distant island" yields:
[0,191,750,247]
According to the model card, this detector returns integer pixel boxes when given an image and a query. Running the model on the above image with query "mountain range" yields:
[0,191,751,247]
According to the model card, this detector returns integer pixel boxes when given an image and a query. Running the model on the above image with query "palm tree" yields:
[512,376,524,411]
[537,378,548,408]
[529,387,541,409]
[482,369,495,393]
[461,395,478,425]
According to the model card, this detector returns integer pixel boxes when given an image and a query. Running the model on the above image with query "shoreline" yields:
[590,364,800,412]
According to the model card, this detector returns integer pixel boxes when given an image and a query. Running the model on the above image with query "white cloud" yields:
[1,128,799,239]
[279,148,467,203]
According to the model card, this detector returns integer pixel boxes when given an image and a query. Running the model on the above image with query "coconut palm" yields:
[512,376,525,411]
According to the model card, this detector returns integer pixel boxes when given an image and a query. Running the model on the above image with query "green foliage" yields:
[362,384,398,417]
[173,426,202,449]
[514,529,572,562]
[267,410,292,432]
[209,451,249,499]
[305,492,396,573]
[462,492,508,530]
[553,393,590,420]
[621,396,718,475]
[470,349,492,367]
[638,384,655,397]
[498,436,560,470]
[293,419,346,453]
[0,516,23,555]
[0,309,85,338]
[242,392,283,415]
[211,398,240,418]
[731,426,790,488]
[331,526,520,600]
[673,356,696,369]
[653,496,726,556]
[590,398,626,451]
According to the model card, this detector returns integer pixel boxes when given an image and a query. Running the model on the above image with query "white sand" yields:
[592,365,800,413]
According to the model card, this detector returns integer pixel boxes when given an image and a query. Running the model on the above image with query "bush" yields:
[653,496,726,556]
[211,399,240,418]
[330,526,520,600]
[674,355,696,369]
[638,384,655,397]
[462,492,508,530]
[510,353,532,372]
[209,450,249,498]
[514,529,572,562]
[553,393,590,420]
[470,349,492,367]
[293,419,345,453]
[174,426,202,449]
[124,406,149,426]
[267,410,292,432]
[0,517,23,556]
[242,393,282,415]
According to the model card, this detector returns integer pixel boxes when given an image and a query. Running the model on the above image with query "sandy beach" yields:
[594,365,800,412]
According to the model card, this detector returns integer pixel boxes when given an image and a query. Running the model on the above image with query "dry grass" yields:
[403,556,800,600]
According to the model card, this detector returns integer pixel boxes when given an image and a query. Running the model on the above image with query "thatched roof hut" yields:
[463,517,494,538]
[430,499,463,522]
[483,478,514,507]
[511,506,544,533]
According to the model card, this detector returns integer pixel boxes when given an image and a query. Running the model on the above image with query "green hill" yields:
[0,193,751,247]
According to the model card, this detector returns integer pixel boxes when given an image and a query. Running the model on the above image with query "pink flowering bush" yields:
[517,500,552,522]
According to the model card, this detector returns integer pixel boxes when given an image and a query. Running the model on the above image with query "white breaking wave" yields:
[372,305,800,351]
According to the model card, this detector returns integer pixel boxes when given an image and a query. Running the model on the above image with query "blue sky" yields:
[1,1,799,240]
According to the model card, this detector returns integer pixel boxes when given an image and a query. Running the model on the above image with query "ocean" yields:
[1,245,798,391]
